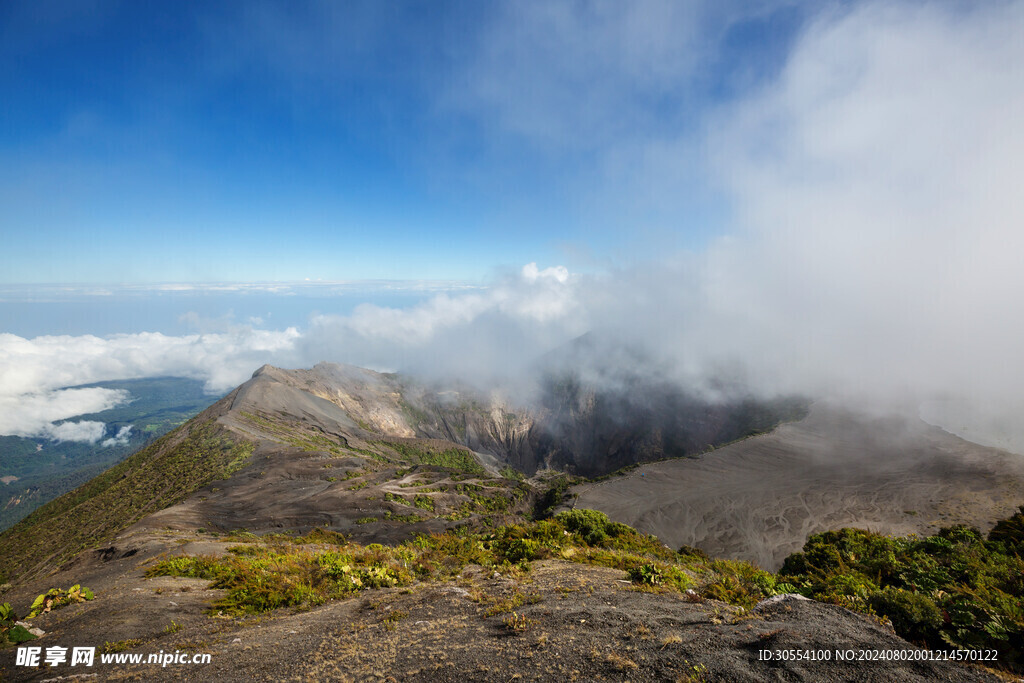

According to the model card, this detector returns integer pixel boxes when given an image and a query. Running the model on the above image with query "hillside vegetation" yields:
[0,377,219,530]
[780,508,1024,671]
[0,407,253,584]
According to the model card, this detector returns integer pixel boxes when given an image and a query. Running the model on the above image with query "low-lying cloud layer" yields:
[0,387,127,443]
[0,328,302,441]
[3,2,1024,449]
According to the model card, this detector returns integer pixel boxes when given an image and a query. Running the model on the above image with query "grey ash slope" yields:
[134,363,539,545]
[575,403,1024,569]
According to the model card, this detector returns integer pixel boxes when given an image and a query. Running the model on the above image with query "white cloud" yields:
[4,2,1023,452]
[0,265,584,438]
[0,387,128,441]
[42,420,108,444]
[507,0,1024,448]
[359,0,1024,442]
[694,0,1024,406]
[101,425,132,448]
[299,264,586,384]
[0,328,302,439]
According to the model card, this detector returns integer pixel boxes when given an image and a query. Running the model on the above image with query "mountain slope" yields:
[0,394,253,584]
[0,360,799,585]
[0,364,543,585]
[0,377,220,530]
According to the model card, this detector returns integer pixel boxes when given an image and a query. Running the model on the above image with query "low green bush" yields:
[868,587,942,642]
[627,563,663,585]
[28,584,95,618]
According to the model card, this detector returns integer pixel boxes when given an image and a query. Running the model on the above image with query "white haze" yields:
[3,2,1024,449]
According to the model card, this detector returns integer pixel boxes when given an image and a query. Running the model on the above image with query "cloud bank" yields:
[0,328,302,441]
[0,387,127,443]
[700,0,1024,405]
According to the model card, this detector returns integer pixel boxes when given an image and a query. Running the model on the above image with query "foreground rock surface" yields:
[0,531,1001,682]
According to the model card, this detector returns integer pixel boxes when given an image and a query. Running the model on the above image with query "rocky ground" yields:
[0,530,1007,682]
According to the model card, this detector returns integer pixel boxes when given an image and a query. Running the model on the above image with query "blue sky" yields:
[0,0,805,284]
[4,0,1024,447]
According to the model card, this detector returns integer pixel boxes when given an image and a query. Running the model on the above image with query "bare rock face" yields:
[222,361,806,477]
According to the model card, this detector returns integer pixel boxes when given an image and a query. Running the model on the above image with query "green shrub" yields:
[779,518,1024,670]
[494,536,542,563]
[989,505,1024,553]
[700,560,776,609]
[145,513,713,615]
[868,587,942,643]
[373,441,485,475]
[146,555,226,580]
[1,603,36,647]
[556,509,612,545]
[627,563,663,585]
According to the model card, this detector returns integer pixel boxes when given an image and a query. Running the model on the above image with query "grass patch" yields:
[384,511,424,523]
[372,440,485,475]
[102,638,145,654]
